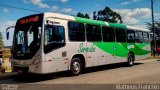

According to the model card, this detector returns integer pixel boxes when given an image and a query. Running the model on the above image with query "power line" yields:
[0,4,42,13]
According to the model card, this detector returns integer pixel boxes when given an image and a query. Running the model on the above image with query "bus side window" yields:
[143,32,149,43]
[115,28,126,42]
[135,31,143,43]
[44,25,65,53]
[68,21,85,41]
[127,30,135,43]
[86,24,101,42]
[102,26,115,42]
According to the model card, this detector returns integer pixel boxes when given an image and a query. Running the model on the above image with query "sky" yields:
[0,0,160,46]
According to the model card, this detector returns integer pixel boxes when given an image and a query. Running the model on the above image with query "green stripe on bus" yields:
[75,17,127,29]
[135,43,149,48]
[94,42,150,57]
[94,42,128,57]
[108,22,127,29]
[75,17,107,26]
[120,43,150,55]
[74,17,150,56]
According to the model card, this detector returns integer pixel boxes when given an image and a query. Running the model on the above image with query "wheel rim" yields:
[72,61,80,74]
[129,56,133,65]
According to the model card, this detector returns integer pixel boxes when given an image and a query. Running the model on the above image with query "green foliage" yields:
[77,12,84,18]
[77,12,90,19]
[146,21,160,47]
[146,21,160,31]
[84,14,90,19]
[145,22,152,30]
[93,6,123,23]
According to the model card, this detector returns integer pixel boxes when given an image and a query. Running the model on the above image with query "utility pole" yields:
[151,0,156,57]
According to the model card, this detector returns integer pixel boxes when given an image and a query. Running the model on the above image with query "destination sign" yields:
[19,16,39,24]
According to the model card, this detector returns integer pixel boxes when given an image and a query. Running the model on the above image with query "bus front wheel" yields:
[70,58,82,76]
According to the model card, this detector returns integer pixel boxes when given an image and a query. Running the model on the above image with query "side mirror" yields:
[6,26,15,40]
[6,32,9,40]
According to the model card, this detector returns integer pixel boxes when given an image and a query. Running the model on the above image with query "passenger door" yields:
[44,19,68,73]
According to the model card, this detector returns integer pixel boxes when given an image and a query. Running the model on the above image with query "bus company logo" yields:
[78,43,96,53]
[22,45,26,54]
[113,46,116,51]
[127,44,134,49]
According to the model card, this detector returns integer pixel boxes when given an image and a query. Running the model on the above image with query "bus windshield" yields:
[13,14,43,59]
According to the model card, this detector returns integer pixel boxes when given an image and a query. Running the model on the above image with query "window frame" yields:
[143,31,150,43]
[135,31,143,43]
[126,29,136,43]
[86,24,102,42]
[44,24,66,53]
[68,21,85,42]
[102,26,115,42]
[115,28,127,43]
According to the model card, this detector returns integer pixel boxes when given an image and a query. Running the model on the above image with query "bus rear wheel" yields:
[70,58,82,76]
[127,54,134,66]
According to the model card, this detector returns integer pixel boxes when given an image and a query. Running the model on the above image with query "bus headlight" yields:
[32,55,40,65]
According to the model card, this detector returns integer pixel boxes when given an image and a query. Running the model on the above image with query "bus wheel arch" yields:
[70,54,85,75]
[127,52,135,66]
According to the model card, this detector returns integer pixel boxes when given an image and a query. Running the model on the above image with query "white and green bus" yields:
[6,12,151,75]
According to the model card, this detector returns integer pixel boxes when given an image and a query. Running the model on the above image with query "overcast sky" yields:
[0,0,160,46]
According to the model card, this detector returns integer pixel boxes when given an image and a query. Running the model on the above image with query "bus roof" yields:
[74,17,107,26]
[44,12,149,32]
[126,26,150,32]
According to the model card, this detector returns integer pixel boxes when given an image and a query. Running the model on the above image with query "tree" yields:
[84,14,90,19]
[146,20,160,56]
[0,32,4,49]
[77,12,85,18]
[93,6,123,23]
[146,21,160,39]
[93,11,97,20]
[77,12,90,19]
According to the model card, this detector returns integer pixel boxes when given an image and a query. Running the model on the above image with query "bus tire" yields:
[70,58,82,76]
[127,54,134,66]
